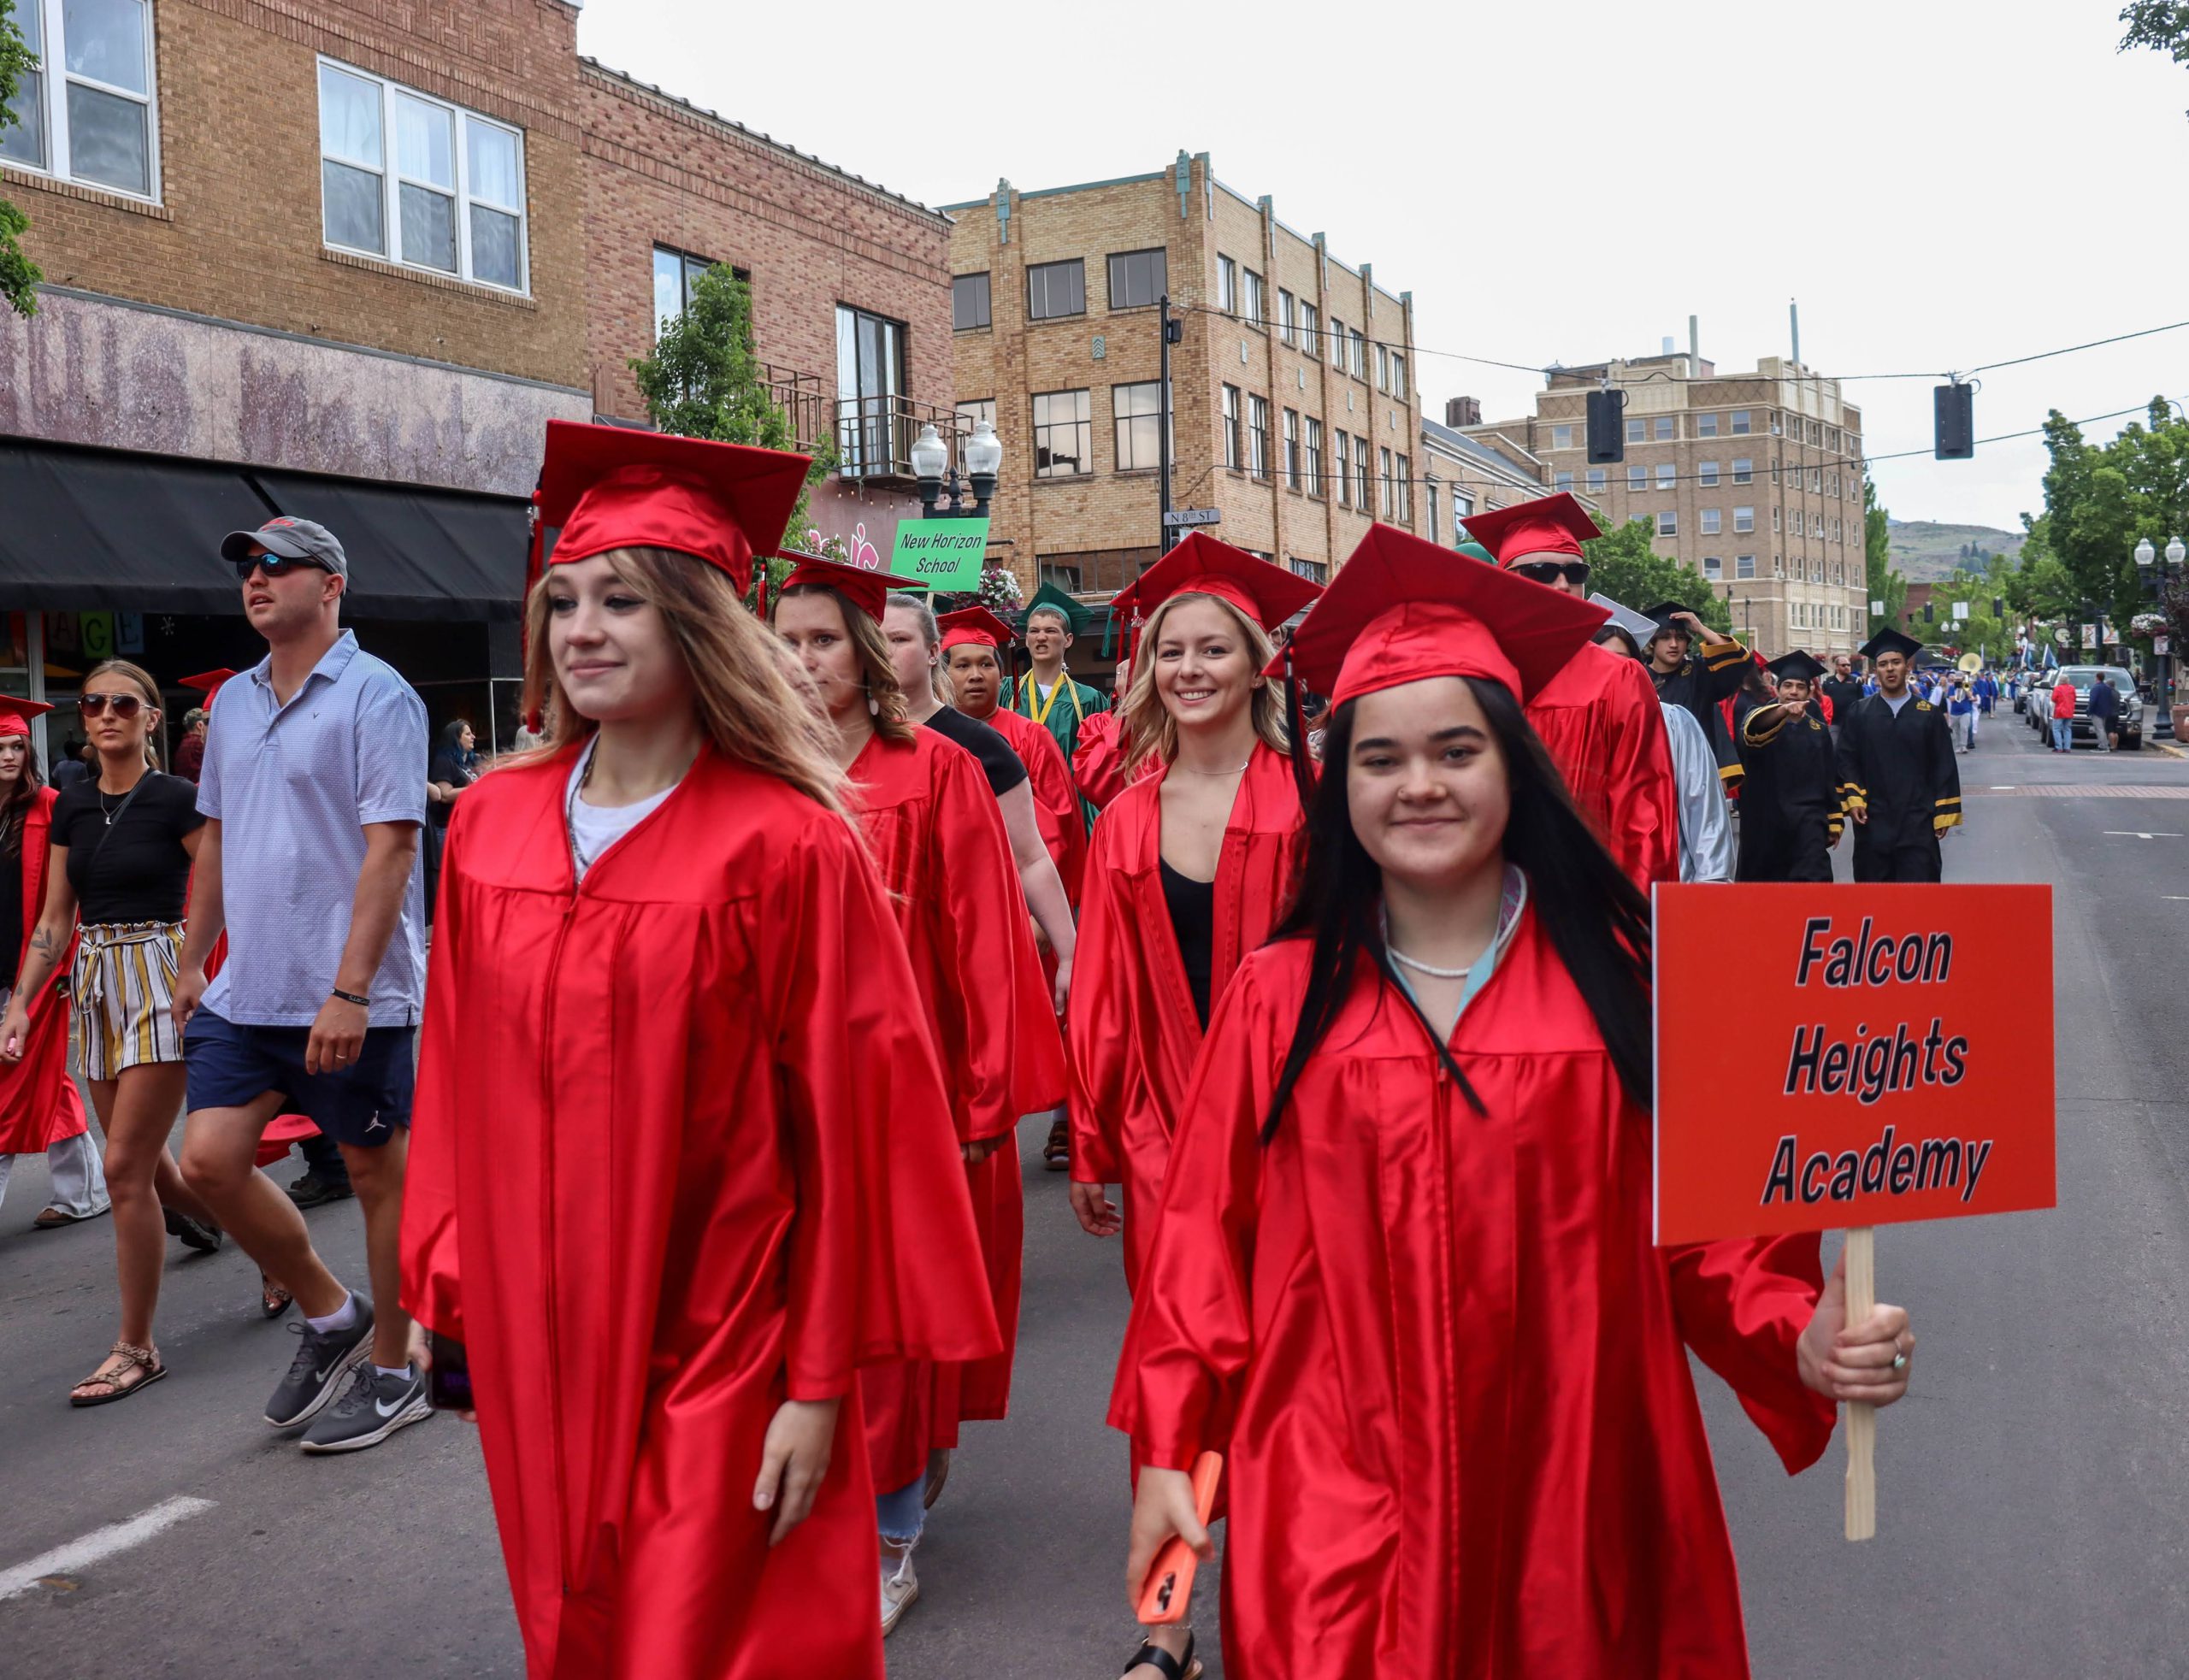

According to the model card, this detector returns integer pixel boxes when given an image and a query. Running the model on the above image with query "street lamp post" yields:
[912,418,1006,605]
[2134,534,2183,738]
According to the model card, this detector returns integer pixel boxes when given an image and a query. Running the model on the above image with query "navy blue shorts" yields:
[184,1008,415,1148]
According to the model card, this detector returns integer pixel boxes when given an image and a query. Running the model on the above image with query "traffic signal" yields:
[1586,389,1625,463]
[1933,383,1974,460]
[1923,602,1934,622]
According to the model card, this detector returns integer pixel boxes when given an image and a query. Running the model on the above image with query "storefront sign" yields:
[889,518,992,590]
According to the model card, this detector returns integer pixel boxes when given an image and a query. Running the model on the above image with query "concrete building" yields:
[1464,347,1867,657]
[1,0,953,750]
[943,154,1424,613]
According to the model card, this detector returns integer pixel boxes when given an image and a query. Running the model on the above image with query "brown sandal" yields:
[260,1273,292,1319]
[69,1341,167,1408]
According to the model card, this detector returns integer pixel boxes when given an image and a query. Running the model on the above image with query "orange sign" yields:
[1654,883,2056,1245]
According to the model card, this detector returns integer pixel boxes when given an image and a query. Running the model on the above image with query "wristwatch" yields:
[330,987,370,1008]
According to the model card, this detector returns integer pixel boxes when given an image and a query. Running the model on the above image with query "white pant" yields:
[0,1128,110,1217]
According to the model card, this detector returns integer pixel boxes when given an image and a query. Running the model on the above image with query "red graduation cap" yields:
[777,551,890,624]
[180,669,237,707]
[1278,522,1608,709]
[0,695,51,740]
[936,606,1017,654]
[534,419,812,598]
[1108,532,1324,648]
[1460,491,1602,567]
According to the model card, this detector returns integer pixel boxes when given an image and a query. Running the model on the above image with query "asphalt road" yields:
[1,716,2184,1677]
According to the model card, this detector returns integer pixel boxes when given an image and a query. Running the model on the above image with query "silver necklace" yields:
[1388,946,1473,981]
[1177,757,1252,776]
[564,746,598,873]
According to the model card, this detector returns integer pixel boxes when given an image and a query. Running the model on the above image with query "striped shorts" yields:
[71,922,186,1081]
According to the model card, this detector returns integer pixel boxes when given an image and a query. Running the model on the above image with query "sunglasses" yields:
[1512,560,1591,587]
[80,692,150,719]
[233,553,322,580]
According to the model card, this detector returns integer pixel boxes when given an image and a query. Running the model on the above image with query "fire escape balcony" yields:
[761,366,971,491]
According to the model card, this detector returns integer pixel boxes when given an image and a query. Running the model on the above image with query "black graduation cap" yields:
[1859,627,1924,662]
[1767,650,1827,684]
[1641,600,1691,628]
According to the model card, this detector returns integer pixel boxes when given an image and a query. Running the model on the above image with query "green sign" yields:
[890,518,992,590]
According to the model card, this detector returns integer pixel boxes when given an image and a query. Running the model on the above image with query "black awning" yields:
[0,439,528,621]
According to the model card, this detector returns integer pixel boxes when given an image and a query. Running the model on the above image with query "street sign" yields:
[2082,623,2098,649]
[2158,636,2172,656]
[889,518,992,590]
[1162,508,1223,529]
[1953,601,1970,620]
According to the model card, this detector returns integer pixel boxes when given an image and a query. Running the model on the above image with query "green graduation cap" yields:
[1022,580,1089,636]
[1456,539,1496,565]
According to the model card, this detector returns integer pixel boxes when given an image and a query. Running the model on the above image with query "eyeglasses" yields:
[1512,560,1591,587]
[80,693,147,719]
[233,553,320,580]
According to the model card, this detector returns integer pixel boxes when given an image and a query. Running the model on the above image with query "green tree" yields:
[1580,516,1732,633]
[628,263,835,593]
[2120,1,2189,113]
[1863,477,1905,636]
[0,0,43,317]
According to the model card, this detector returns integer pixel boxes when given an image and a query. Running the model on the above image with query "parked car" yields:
[2051,665,2143,749]
[2027,677,2055,736]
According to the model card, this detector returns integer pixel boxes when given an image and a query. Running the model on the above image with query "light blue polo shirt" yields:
[198,632,428,1029]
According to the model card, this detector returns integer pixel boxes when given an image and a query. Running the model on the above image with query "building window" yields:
[1283,409,1301,489]
[1242,268,1266,325]
[1656,463,1675,490]
[1027,259,1086,320]
[1697,413,1719,438]
[1698,461,1720,488]
[1248,394,1271,479]
[1773,507,1782,532]
[1288,557,1328,583]
[1627,464,1647,492]
[1700,508,1721,535]
[1335,432,1351,507]
[1555,470,1574,493]
[1626,417,1646,445]
[1326,314,1342,363]
[1305,417,1325,497]
[1733,457,1754,485]
[1112,381,1168,472]
[1771,460,1782,486]
[1222,385,1242,470]
[956,398,995,435]
[1552,423,1576,451]
[837,304,906,475]
[316,59,527,288]
[1106,247,1166,310]
[1356,434,1373,506]
[1703,556,1723,580]
[1656,510,1678,537]
[1377,343,1391,392]
[1277,288,1295,345]
[1032,389,1092,477]
[1391,353,1407,401]
[1453,491,1475,534]
[1587,467,1607,492]
[1426,480,1440,542]
[1301,302,1320,359]
[652,246,743,340]
[1731,409,1752,434]
[1655,416,1674,441]
[1349,327,1367,378]
[1379,447,1395,517]
[1734,506,1755,533]
[1218,256,1239,314]
[1737,554,1756,579]
[1,0,158,198]
[1772,411,1785,436]
[1811,467,1823,492]
[1394,454,1411,522]
[1040,563,1085,592]
[1832,516,1843,543]
[953,272,992,330]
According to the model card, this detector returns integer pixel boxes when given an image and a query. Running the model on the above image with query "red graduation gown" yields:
[1118,917,1838,1680]
[847,727,1060,1484]
[398,744,997,1680]
[1526,642,1679,888]
[1067,740,1303,1294]
[973,700,1089,907]
[0,790,86,1153]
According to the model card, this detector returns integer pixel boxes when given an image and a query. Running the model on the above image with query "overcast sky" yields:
[577,0,2189,535]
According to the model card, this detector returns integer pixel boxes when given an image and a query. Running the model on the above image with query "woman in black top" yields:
[0,659,214,1406]
[423,718,481,922]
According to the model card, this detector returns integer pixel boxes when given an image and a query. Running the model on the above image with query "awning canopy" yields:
[0,439,528,620]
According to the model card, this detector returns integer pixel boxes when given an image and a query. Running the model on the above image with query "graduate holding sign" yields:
[1118,525,1914,1680]
[1736,651,1847,883]
[1837,628,1962,882]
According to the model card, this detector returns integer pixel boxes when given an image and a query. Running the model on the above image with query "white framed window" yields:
[1218,256,1238,314]
[1587,467,1608,492]
[1112,381,1170,473]
[318,58,527,291]
[1378,446,1395,517]
[1703,556,1723,580]
[1731,409,1753,434]
[1305,416,1324,497]
[1278,288,1295,344]
[1377,342,1391,392]
[1697,413,1719,438]
[1627,464,1647,492]
[1395,454,1411,522]
[1248,394,1271,478]
[1242,268,1266,325]
[1773,506,1782,533]
[1300,302,1320,360]
[1698,461,1720,488]
[1335,431,1351,507]
[1552,423,1575,451]
[1654,416,1675,441]
[1736,554,1756,579]
[1453,491,1474,534]
[1656,463,1675,490]
[0,0,160,199]
[1283,407,1301,488]
[1555,470,1574,493]
[1626,418,1647,445]
[1426,479,1439,541]
[1732,457,1754,485]
[1734,506,1755,533]
[1222,385,1242,470]
[1032,389,1092,477]
[1656,510,1678,537]
[1390,352,1407,402]
[1700,508,1721,535]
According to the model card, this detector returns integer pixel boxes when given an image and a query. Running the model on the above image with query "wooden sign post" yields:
[1655,884,2056,1541]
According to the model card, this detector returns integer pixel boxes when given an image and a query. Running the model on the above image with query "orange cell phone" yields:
[1136,1451,1223,1625]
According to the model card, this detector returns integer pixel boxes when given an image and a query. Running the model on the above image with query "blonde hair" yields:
[776,584,917,745]
[516,546,847,814]
[1121,592,1288,776]
[84,659,167,770]
[886,590,950,704]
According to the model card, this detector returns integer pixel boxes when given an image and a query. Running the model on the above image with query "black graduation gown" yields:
[1733,696,1844,882]
[1834,692,1962,882]
[1652,640,1752,789]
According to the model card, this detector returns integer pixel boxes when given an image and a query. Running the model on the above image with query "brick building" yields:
[943,154,1423,636]
[0,0,955,751]
[1465,349,1867,658]
[1419,402,1589,548]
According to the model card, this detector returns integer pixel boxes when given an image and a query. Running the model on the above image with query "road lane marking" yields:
[0,1496,216,1600]
[2103,832,2183,840]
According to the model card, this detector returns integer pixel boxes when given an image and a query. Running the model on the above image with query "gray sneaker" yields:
[299,1362,431,1454]
[264,1296,375,1428]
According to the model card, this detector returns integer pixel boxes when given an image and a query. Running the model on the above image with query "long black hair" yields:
[1260,676,1653,1141]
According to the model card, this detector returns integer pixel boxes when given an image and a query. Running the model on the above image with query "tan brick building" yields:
[943,154,1423,606]
[1466,351,1867,658]
[0,0,954,746]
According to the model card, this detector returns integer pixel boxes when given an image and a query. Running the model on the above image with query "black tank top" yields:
[1159,858,1216,1028]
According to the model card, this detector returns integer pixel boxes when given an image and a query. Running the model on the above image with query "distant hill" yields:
[1886,520,2027,581]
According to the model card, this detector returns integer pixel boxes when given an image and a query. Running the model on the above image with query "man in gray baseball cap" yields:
[219,516,348,578]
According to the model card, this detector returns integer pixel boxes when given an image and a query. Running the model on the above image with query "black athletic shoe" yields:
[299,1362,431,1454]
[1043,1117,1070,1171]
[163,1208,223,1253]
[264,1296,375,1428]
[286,1171,355,1209]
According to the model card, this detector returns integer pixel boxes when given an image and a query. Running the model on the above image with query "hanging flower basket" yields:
[2131,610,2168,640]
[977,565,1024,613]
